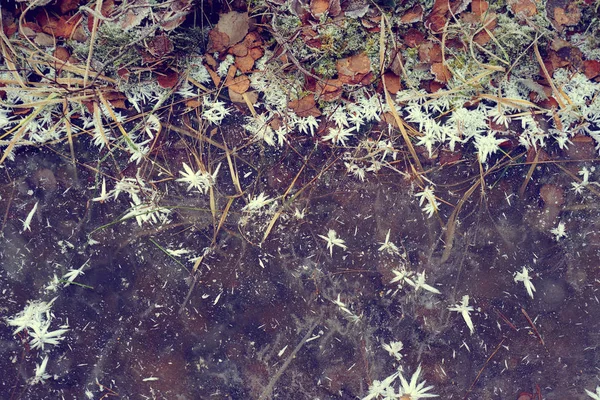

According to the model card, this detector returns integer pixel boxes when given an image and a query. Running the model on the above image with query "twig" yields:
[464,338,505,399]
[521,308,545,346]
[258,320,319,400]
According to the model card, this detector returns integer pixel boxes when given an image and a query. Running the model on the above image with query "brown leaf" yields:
[508,0,537,17]
[418,41,442,63]
[147,35,174,58]
[431,62,452,83]
[553,4,581,28]
[229,89,258,106]
[235,54,255,73]
[336,52,371,77]
[288,95,321,118]
[216,11,249,46]
[310,0,330,16]
[53,47,70,62]
[583,60,600,79]
[316,79,342,101]
[207,29,230,53]
[471,0,489,16]
[400,5,423,24]
[57,0,81,13]
[230,43,248,57]
[249,47,265,61]
[382,72,402,94]
[227,74,251,94]
[243,32,263,49]
[403,28,426,47]
[156,69,179,88]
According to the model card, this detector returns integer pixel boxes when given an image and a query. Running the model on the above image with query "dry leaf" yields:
[583,60,600,79]
[227,74,251,94]
[400,5,423,24]
[207,29,230,53]
[382,72,402,94]
[431,62,452,83]
[156,69,179,89]
[147,35,174,58]
[216,11,250,46]
[57,0,81,13]
[553,4,581,28]
[288,95,321,118]
[230,43,248,57]
[235,54,255,73]
[310,0,330,16]
[471,0,489,16]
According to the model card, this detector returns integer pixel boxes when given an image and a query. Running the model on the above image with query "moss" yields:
[73,24,143,75]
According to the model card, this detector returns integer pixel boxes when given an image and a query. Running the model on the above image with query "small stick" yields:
[521,308,545,346]
[464,338,505,399]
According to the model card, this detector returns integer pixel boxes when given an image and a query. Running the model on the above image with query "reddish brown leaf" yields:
[471,0,489,16]
[156,69,179,89]
[583,60,600,79]
[400,5,423,24]
[207,29,230,53]
[553,4,581,28]
[403,28,426,47]
[57,0,81,14]
[382,72,402,94]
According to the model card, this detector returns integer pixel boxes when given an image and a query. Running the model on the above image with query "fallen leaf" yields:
[553,4,581,28]
[156,69,179,88]
[216,11,249,46]
[310,0,330,16]
[229,89,258,106]
[207,29,230,53]
[403,28,425,47]
[400,4,423,24]
[34,32,54,47]
[230,43,248,57]
[288,95,321,117]
[54,46,70,62]
[418,41,442,63]
[583,60,600,79]
[471,0,488,16]
[431,62,452,83]
[147,34,174,58]
[119,0,151,31]
[382,72,402,94]
[336,52,371,80]
[57,0,81,14]
[249,47,264,61]
[235,54,255,73]
[316,79,342,101]
[227,74,251,94]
